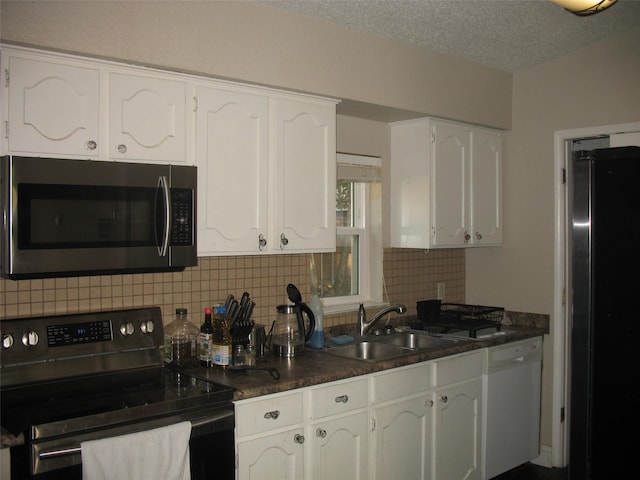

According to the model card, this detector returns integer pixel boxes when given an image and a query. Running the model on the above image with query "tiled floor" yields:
[492,463,568,480]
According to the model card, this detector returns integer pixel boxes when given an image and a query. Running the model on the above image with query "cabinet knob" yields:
[440,395,448,404]
[464,231,471,244]
[264,410,280,420]
[258,234,267,251]
[425,399,434,408]
[294,433,305,444]
[316,428,327,438]
[334,395,349,404]
[86,140,97,151]
[280,233,289,249]
[475,232,483,241]
[117,144,127,154]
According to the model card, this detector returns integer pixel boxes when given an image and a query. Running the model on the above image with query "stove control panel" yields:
[0,307,164,386]
[47,320,113,346]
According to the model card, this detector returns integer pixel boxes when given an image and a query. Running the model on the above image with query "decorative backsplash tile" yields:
[0,248,465,329]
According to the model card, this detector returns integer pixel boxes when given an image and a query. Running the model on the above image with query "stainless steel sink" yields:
[326,341,411,361]
[325,331,461,361]
[373,331,457,350]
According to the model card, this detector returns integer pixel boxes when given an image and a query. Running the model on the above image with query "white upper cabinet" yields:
[2,45,188,164]
[109,72,186,163]
[272,96,336,254]
[4,54,101,157]
[195,83,337,256]
[390,117,502,249]
[195,84,270,255]
[470,129,502,245]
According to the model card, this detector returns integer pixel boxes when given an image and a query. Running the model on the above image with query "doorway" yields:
[552,122,640,468]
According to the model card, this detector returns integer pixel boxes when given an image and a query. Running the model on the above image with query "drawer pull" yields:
[264,410,280,420]
[334,394,349,404]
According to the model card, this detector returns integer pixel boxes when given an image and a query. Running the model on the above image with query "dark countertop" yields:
[186,325,545,401]
[1,325,544,448]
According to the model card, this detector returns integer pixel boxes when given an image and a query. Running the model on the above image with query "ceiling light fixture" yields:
[550,0,618,16]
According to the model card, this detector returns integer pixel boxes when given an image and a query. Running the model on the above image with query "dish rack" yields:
[414,301,504,338]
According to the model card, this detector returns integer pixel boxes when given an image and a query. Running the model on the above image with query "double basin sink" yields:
[326,330,464,362]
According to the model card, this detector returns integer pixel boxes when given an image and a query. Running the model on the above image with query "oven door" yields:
[1,156,196,278]
[10,405,235,480]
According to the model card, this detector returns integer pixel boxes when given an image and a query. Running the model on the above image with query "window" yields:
[311,154,383,311]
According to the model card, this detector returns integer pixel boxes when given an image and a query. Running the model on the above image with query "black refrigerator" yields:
[569,145,640,479]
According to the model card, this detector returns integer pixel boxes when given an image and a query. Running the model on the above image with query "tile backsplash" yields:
[0,248,464,329]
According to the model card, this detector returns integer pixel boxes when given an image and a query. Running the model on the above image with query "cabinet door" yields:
[470,129,502,245]
[236,428,305,480]
[389,119,432,249]
[109,73,186,163]
[431,121,470,247]
[310,411,369,480]
[433,379,482,480]
[195,86,269,255]
[273,97,336,253]
[7,55,100,157]
[373,395,432,480]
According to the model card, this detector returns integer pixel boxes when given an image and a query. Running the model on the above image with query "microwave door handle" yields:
[157,176,170,257]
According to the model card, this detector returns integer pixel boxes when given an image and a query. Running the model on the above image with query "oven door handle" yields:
[37,407,235,461]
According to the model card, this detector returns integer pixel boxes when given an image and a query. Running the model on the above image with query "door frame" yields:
[552,121,640,467]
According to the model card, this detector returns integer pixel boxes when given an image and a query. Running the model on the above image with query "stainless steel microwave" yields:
[1,156,197,279]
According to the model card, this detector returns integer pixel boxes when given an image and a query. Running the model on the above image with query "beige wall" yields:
[466,27,640,313]
[0,0,512,129]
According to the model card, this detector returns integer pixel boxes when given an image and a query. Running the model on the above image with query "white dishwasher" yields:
[481,336,542,479]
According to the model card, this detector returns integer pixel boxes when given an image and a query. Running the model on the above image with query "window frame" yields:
[320,154,383,313]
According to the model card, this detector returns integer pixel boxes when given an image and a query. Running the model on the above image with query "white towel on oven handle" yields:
[81,421,192,480]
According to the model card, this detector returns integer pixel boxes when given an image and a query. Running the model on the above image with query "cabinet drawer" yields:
[373,363,431,403]
[432,351,483,387]
[310,378,368,419]
[235,391,304,437]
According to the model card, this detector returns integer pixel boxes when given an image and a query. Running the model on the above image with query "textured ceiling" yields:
[265,0,640,72]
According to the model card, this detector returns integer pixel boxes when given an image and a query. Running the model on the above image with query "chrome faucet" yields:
[359,303,407,336]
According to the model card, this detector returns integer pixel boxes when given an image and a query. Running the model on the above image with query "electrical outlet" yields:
[437,283,445,300]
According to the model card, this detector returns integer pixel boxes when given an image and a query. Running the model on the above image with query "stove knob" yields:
[21,330,39,347]
[140,320,155,334]
[2,333,14,349]
[119,322,135,336]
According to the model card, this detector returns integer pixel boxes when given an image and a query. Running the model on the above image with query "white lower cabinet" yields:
[236,427,305,480]
[432,352,483,480]
[308,377,369,480]
[235,351,484,480]
[309,411,369,480]
[373,394,432,480]
[235,390,305,479]
[371,362,432,480]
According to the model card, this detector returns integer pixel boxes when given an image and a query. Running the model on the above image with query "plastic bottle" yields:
[307,293,325,349]
[199,307,214,367]
[164,308,199,367]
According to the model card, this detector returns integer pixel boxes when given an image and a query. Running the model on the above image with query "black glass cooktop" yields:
[1,366,234,437]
